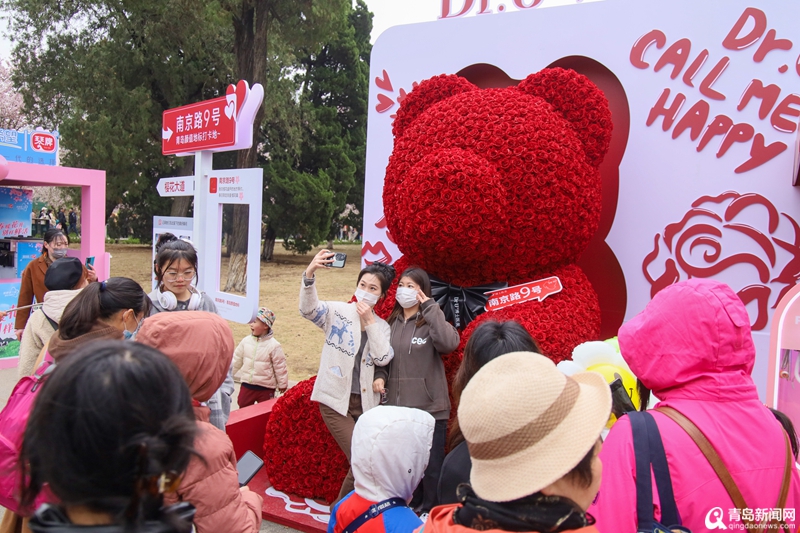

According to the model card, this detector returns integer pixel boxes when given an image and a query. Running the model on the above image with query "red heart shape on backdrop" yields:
[375,216,387,229]
[225,85,237,118]
[362,241,392,265]
[375,70,393,92]
[235,80,248,118]
[376,94,395,113]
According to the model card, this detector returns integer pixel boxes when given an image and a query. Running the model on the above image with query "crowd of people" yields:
[0,238,798,533]
[30,207,78,238]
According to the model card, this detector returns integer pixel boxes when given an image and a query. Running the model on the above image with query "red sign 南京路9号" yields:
[162,97,236,155]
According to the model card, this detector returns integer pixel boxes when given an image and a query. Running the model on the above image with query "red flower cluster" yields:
[517,68,613,167]
[383,68,611,287]
[263,377,348,504]
[392,74,478,139]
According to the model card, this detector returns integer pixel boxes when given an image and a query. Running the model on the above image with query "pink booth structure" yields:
[0,157,109,368]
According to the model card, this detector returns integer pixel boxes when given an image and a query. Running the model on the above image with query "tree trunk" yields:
[223,205,249,292]
[170,158,195,216]
[262,224,276,261]
[225,0,269,293]
[327,238,334,249]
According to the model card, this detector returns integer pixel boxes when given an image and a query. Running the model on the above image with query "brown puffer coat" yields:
[137,311,263,533]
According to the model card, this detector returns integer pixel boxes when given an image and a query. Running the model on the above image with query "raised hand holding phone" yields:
[305,249,335,279]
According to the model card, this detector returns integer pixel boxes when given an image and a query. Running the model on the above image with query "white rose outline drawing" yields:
[642,191,800,330]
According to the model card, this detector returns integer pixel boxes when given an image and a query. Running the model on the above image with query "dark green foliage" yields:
[263,0,372,253]
[4,0,234,241]
[3,0,370,248]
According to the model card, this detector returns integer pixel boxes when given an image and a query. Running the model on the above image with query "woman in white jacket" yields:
[300,249,395,503]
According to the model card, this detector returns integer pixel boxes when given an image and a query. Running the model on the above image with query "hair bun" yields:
[373,262,396,285]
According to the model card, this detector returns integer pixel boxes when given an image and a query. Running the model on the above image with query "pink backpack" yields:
[0,358,54,514]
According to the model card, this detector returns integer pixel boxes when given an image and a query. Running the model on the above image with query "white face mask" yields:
[396,287,419,309]
[354,288,379,306]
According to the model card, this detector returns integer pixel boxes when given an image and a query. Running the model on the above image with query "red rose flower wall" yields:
[263,377,349,504]
[380,67,612,363]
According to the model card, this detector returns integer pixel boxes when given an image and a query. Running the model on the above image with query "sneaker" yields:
[419,513,429,523]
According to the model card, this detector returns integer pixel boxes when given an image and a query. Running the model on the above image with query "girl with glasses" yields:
[149,240,216,314]
[148,239,232,431]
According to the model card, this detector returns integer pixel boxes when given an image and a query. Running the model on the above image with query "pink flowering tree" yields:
[0,62,25,130]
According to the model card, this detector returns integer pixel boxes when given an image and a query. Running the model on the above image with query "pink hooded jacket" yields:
[590,279,799,532]
[137,311,263,533]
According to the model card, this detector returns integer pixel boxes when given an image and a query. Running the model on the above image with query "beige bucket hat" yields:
[459,351,611,502]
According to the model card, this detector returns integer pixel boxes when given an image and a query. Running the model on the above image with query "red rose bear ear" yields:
[392,74,478,139]
[517,67,613,168]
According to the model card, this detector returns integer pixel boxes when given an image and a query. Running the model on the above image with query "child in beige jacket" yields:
[232,307,289,407]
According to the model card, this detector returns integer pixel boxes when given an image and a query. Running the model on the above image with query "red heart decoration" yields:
[235,80,248,117]
[225,84,237,119]
[376,94,395,113]
[397,88,408,104]
[361,240,392,265]
[375,70,393,92]
[375,216,387,229]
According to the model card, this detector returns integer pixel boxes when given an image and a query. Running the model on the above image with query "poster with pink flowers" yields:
[363,0,800,398]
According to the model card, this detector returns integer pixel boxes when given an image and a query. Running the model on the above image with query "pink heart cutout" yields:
[376,94,395,113]
[375,70,393,92]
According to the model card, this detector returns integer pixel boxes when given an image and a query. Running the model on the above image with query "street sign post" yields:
[158,80,265,323]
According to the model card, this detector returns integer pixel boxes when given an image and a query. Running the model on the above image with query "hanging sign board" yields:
[0,128,59,166]
[162,97,236,155]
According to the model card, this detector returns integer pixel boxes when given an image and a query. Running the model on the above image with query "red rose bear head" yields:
[383,67,612,287]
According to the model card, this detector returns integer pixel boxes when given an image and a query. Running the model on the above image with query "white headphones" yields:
[157,285,202,311]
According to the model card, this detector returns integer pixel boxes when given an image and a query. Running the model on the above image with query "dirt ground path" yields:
[108,243,364,380]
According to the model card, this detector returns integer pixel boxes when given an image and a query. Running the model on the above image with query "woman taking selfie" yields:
[300,249,395,502]
[372,266,460,514]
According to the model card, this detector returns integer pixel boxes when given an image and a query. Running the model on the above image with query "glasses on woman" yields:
[163,269,196,282]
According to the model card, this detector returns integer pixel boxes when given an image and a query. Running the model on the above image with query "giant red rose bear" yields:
[263,67,612,504]
[377,67,612,370]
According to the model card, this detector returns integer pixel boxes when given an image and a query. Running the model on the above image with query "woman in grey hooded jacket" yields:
[373,266,460,514]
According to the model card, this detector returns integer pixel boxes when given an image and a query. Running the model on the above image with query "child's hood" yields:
[137,311,233,403]
[351,406,435,502]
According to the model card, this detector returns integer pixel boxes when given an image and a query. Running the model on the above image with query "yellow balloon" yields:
[603,337,620,352]
[586,363,640,428]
